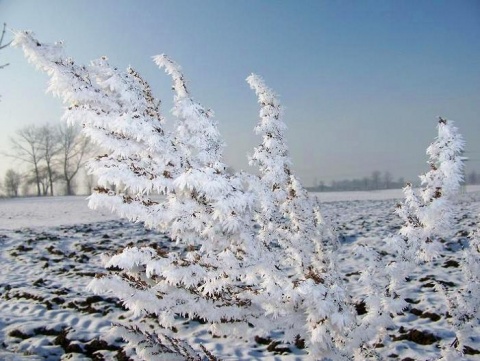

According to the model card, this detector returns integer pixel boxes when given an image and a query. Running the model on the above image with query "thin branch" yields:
[0,23,11,50]
[1,23,7,47]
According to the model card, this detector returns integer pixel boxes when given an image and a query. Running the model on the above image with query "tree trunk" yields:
[48,166,54,196]
[34,164,41,196]
[66,178,74,196]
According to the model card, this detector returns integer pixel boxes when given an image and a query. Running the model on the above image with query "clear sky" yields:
[1,0,479,186]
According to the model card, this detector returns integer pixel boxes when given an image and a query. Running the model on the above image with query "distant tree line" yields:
[1,123,94,197]
[308,168,480,193]
[307,170,405,192]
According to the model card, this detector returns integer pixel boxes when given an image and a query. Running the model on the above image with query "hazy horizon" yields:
[1,0,479,187]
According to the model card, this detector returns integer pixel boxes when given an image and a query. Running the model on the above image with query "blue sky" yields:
[1,0,479,186]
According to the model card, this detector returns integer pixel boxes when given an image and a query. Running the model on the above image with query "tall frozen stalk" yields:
[247,74,353,358]
[348,118,466,360]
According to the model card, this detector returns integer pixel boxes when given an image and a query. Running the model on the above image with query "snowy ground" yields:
[0,187,479,360]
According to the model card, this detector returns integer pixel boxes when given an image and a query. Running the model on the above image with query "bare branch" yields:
[0,23,8,47]
[0,23,11,70]
[58,123,95,195]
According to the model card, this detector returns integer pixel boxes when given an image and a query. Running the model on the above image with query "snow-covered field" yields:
[1,187,479,360]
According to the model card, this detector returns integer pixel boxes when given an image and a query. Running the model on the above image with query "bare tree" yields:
[383,171,393,189]
[40,124,61,195]
[362,176,370,190]
[4,169,21,197]
[371,170,381,190]
[7,125,45,196]
[0,23,11,70]
[27,165,61,196]
[58,123,92,195]
[83,167,97,194]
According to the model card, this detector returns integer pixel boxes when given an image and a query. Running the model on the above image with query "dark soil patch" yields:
[419,276,433,282]
[442,259,460,268]
[115,349,133,361]
[294,335,305,349]
[77,272,98,277]
[8,329,31,339]
[345,271,361,277]
[84,339,121,358]
[404,298,420,304]
[438,280,455,288]
[254,335,292,354]
[16,245,33,252]
[4,291,45,302]
[409,308,441,322]
[421,312,441,322]
[79,244,95,253]
[54,329,122,359]
[254,336,271,345]
[355,300,367,315]
[421,280,455,288]
[51,296,66,304]
[34,326,65,336]
[266,340,291,354]
[392,329,440,345]
[65,301,102,315]
[52,288,70,295]
[46,245,65,256]
[464,345,480,355]
[9,326,67,340]
[33,278,46,286]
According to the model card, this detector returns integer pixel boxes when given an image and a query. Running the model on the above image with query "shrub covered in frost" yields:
[13,31,353,359]
[14,31,475,360]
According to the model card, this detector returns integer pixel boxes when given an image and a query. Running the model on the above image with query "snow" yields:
[0,188,479,360]
[0,196,118,230]
[3,187,478,231]
[313,184,480,203]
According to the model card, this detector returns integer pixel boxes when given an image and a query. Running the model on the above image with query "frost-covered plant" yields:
[110,325,220,361]
[386,118,464,294]
[346,243,393,360]
[353,118,473,361]
[246,74,354,357]
[439,228,480,360]
[347,118,466,360]
[387,118,466,360]
[453,228,480,352]
[13,30,471,361]
[393,118,465,264]
[14,31,353,360]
